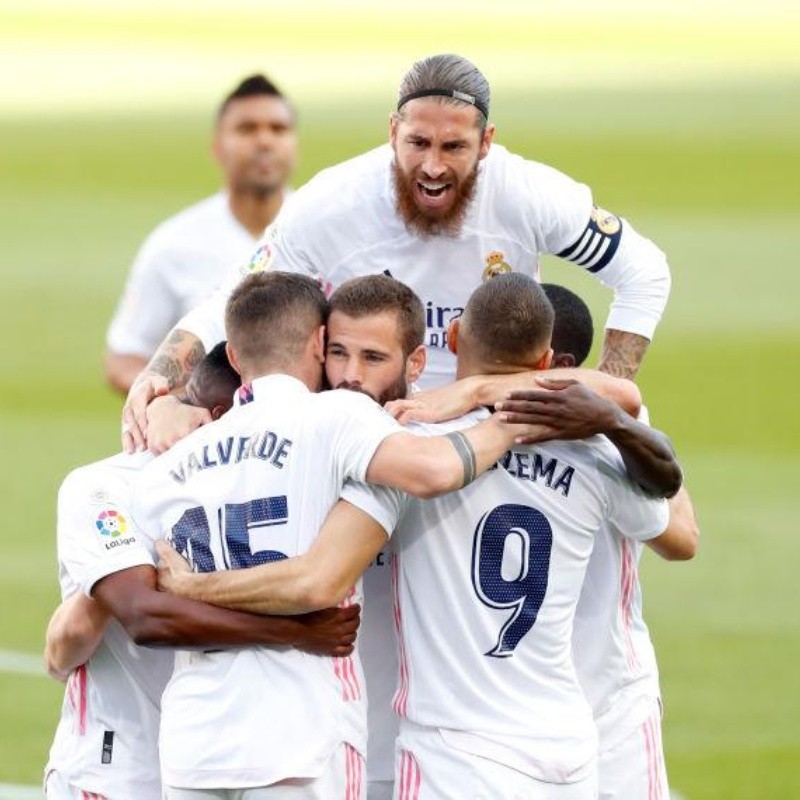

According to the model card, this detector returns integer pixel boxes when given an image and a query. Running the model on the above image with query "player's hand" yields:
[496,377,622,444]
[155,540,193,595]
[385,378,480,425]
[292,605,361,657]
[122,373,170,453]
[146,396,211,455]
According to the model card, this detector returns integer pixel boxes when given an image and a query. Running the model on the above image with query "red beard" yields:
[392,159,478,238]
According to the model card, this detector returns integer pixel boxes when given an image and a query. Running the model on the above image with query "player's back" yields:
[46,453,171,800]
[393,411,668,782]
[133,373,400,789]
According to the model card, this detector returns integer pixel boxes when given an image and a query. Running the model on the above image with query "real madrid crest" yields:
[591,207,621,236]
[482,251,513,282]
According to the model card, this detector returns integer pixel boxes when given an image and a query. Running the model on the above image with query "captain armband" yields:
[556,206,623,273]
[445,431,477,488]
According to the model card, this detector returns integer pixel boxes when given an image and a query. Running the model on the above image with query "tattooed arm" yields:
[121,328,207,453]
[597,329,651,380]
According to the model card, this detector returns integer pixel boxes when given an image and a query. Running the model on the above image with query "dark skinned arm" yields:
[497,378,682,498]
[92,565,359,657]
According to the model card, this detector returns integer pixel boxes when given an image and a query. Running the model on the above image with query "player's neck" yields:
[228,189,284,238]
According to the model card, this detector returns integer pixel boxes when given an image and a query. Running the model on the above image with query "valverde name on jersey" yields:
[167,428,294,485]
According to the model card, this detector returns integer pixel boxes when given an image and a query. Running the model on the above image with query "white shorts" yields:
[394,724,597,800]
[44,770,108,800]
[598,699,668,800]
[164,743,365,800]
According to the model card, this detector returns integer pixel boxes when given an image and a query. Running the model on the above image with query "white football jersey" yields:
[179,144,670,388]
[390,411,669,783]
[572,403,663,751]
[106,193,258,358]
[132,374,404,789]
[45,451,172,800]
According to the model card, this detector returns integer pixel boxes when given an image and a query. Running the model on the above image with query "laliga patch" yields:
[482,251,513,282]
[95,508,138,551]
[557,206,623,273]
[243,242,275,274]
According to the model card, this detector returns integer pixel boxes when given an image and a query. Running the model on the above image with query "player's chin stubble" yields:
[392,160,478,238]
[336,375,409,406]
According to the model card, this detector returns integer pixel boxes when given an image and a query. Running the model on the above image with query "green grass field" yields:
[1,4,799,797]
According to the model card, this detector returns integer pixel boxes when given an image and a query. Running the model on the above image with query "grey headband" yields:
[397,89,488,120]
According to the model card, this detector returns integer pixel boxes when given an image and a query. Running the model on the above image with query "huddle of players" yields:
[48,53,698,800]
[46,269,697,800]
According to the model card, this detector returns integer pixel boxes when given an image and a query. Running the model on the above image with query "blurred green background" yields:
[1,2,799,798]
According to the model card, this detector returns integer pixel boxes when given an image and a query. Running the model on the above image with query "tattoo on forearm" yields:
[148,330,206,390]
[598,330,650,380]
[446,431,477,487]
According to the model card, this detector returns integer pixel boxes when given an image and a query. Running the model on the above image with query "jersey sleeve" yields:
[522,160,671,341]
[595,444,669,542]
[57,470,154,598]
[106,235,182,357]
[340,479,407,539]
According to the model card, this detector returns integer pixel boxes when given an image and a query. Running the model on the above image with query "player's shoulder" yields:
[143,193,231,248]
[60,452,151,496]
[283,146,392,226]
[489,143,583,191]
[58,452,151,521]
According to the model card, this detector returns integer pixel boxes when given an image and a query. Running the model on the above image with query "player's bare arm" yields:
[646,485,699,561]
[497,378,682,498]
[386,368,640,425]
[122,328,206,453]
[44,593,111,682]
[157,500,388,615]
[366,413,532,498]
[597,329,650,380]
[92,565,359,657]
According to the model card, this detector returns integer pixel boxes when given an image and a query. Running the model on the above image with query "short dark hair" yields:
[218,74,291,119]
[328,275,425,357]
[225,272,327,373]
[461,274,553,364]
[185,342,240,413]
[541,284,594,367]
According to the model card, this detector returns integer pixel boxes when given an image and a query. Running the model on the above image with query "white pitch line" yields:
[0,784,43,800]
[0,649,46,677]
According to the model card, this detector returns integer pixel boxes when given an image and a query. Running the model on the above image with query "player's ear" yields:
[389,112,400,148]
[313,325,326,364]
[479,123,495,160]
[551,352,576,369]
[447,320,460,355]
[406,345,427,384]
[210,404,227,421]
[534,347,553,371]
[226,342,243,376]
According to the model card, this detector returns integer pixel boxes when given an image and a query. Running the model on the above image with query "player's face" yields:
[214,96,297,196]
[390,98,494,236]
[325,310,412,404]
